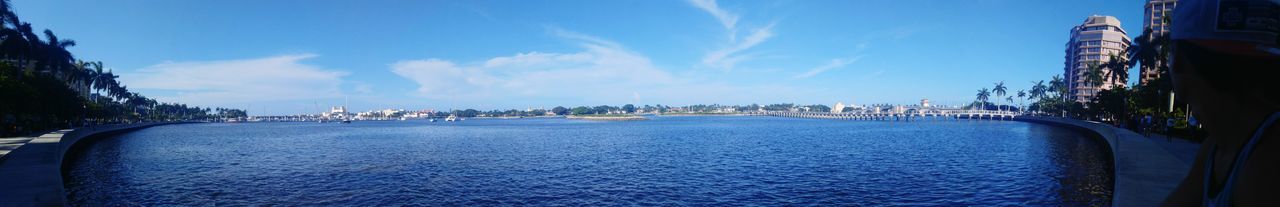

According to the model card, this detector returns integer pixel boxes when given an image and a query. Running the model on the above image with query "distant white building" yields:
[381,109,404,116]
[832,102,846,113]
[322,106,350,118]
[921,99,931,107]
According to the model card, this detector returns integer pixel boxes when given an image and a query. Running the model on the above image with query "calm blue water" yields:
[65,116,1111,206]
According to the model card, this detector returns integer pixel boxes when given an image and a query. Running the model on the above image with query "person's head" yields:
[1171,40,1280,112]
[1169,0,1280,129]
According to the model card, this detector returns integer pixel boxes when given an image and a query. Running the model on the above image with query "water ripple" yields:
[65,116,1111,206]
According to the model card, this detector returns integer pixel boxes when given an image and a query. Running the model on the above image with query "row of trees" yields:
[0,1,241,136]
[438,102,940,118]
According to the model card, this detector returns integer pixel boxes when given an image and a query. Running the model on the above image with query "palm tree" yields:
[41,29,75,80]
[82,61,118,120]
[1130,27,1172,85]
[993,81,1007,112]
[72,60,96,95]
[1083,61,1105,102]
[0,0,16,25]
[89,62,117,96]
[1103,52,1129,85]
[1051,75,1067,101]
[1016,90,1026,113]
[1048,75,1067,117]
[124,92,154,121]
[1,22,40,70]
[1029,81,1046,114]
[110,85,130,103]
[1006,96,1015,113]
[976,88,991,111]
[0,26,31,61]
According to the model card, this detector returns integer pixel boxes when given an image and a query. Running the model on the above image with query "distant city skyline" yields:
[14,0,1147,115]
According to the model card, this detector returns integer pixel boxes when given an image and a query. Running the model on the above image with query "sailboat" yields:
[339,96,352,124]
[315,102,327,123]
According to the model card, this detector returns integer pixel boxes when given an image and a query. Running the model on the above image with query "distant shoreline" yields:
[470,115,563,119]
[565,115,648,121]
[657,112,749,116]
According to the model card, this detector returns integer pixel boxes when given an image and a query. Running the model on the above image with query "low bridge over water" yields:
[749,109,1019,121]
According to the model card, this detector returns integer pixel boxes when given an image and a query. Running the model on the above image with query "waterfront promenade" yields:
[0,122,191,206]
[1016,116,1196,206]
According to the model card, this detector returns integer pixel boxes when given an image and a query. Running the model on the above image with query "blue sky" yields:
[14,0,1145,115]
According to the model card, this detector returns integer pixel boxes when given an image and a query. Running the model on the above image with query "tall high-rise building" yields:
[1139,0,1177,85]
[1065,15,1131,103]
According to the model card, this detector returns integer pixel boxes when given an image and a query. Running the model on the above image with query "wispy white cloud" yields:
[688,0,739,30]
[794,56,863,79]
[351,81,374,94]
[793,40,872,79]
[120,54,349,107]
[701,22,776,71]
[546,26,625,49]
[690,0,778,72]
[392,30,676,103]
[860,69,886,80]
[884,26,926,40]
[391,28,809,106]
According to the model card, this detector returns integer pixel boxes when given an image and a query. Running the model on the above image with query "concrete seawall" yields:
[0,122,192,206]
[1015,116,1193,207]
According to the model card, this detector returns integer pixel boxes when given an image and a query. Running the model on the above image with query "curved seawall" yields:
[0,122,192,206]
[1015,116,1193,206]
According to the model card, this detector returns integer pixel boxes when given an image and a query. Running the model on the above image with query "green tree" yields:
[976,88,991,110]
[592,105,613,114]
[551,106,569,115]
[1016,90,1026,113]
[1029,80,1046,113]
[993,81,1007,111]
[1083,61,1105,99]
[1090,85,1129,122]
[1103,52,1129,84]
[571,106,592,115]
[621,104,636,114]
[1048,75,1068,117]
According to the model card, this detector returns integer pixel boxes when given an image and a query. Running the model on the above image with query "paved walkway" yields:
[0,122,189,206]
[1,136,36,159]
[1017,117,1198,207]
[1142,134,1202,165]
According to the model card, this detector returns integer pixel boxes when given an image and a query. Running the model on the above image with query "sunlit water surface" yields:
[66,116,1111,206]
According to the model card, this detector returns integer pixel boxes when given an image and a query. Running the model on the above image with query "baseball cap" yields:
[1171,0,1280,55]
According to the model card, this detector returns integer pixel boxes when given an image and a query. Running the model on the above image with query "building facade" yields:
[1140,0,1177,85]
[1065,15,1131,103]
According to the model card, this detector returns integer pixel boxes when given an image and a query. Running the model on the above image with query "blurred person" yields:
[1161,0,1280,206]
